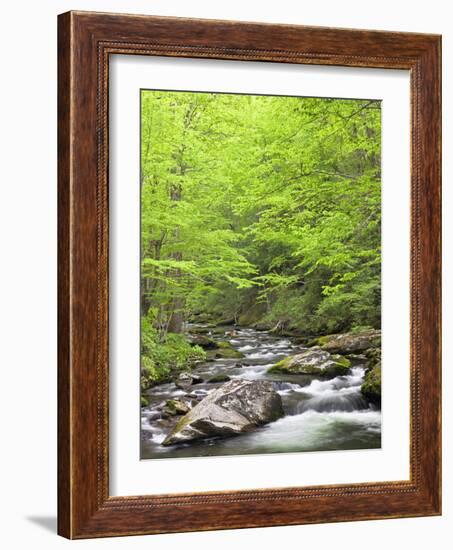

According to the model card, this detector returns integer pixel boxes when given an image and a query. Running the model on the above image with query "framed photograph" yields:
[58,11,441,538]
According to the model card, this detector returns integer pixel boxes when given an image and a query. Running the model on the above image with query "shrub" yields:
[141,313,206,390]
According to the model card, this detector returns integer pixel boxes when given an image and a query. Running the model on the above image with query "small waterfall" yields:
[296,390,369,413]
[273,381,303,392]
[290,367,369,414]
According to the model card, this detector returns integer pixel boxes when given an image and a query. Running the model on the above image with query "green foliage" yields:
[141,312,206,388]
[141,90,381,343]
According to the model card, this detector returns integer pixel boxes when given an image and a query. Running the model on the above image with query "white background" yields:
[0,0,450,548]
[110,57,410,495]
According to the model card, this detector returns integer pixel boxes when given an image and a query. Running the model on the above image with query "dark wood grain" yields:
[57,10,442,539]
[57,11,71,538]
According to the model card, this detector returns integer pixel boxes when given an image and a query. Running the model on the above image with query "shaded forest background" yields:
[140,90,381,385]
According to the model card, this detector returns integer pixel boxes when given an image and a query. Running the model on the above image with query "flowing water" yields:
[141,326,381,459]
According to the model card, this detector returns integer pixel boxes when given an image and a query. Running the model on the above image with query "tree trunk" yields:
[167,297,184,333]
[166,103,198,333]
[167,184,183,333]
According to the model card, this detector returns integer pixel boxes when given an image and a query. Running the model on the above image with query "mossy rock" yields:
[208,347,244,359]
[293,336,316,346]
[316,335,333,346]
[321,329,381,355]
[141,395,150,407]
[187,334,218,349]
[204,340,244,359]
[268,357,313,374]
[189,326,211,334]
[332,354,351,368]
[365,347,382,370]
[208,373,231,383]
[162,379,283,446]
[361,365,381,406]
[216,318,236,326]
[346,353,368,365]
[163,398,191,416]
[268,349,351,378]
[305,334,336,347]
[217,341,233,349]
[253,322,273,331]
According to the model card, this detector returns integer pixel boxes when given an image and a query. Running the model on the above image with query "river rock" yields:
[216,318,236,326]
[320,329,381,354]
[206,341,245,359]
[268,349,351,378]
[162,379,284,446]
[188,326,211,335]
[346,353,368,365]
[187,334,218,349]
[174,372,204,390]
[364,347,381,370]
[141,395,150,407]
[254,323,272,331]
[361,365,381,406]
[162,398,191,416]
[207,373,231,383]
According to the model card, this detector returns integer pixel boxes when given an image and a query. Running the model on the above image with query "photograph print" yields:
[140,89,382,460]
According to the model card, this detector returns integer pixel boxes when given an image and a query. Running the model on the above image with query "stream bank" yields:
[141,325,381,459]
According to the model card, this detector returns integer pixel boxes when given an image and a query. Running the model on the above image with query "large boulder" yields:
[162,379,283,446]
[361,365,381,406]
[268,349,351,378]
[320,329,381,355]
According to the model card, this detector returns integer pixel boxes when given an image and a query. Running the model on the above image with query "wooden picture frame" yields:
[58,10,441,539]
